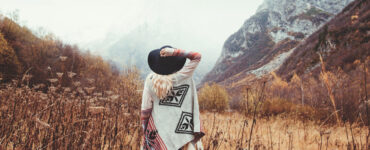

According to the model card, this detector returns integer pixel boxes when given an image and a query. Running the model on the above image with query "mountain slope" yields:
[277,0,370,79]
[202,0,353,84]
[0,15,127,92]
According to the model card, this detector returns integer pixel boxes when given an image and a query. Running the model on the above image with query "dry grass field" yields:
[201,112,368,150]
[0,62,369,149]
[0,78,367,150]
[0,74,143,150]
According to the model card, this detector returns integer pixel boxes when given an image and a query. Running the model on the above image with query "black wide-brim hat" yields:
[148,46,186,75]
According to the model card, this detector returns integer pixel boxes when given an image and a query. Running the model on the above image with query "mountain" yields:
[277,0,369,79]
[100,23,216,83]
[201,0,354,85]
[101,24,157,75]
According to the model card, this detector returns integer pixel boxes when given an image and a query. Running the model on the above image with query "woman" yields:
[141,45,205,150]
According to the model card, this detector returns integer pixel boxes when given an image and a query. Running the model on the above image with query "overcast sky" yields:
[0,0,263,72]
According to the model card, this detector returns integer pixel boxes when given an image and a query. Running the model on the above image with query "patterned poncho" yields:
[141,49,204,150]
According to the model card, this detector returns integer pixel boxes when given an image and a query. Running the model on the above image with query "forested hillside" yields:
[0,14,135,92]
[0,14,143,149]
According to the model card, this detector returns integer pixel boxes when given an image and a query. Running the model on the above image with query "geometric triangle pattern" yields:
[159,84,189,107]
[175,111,193,134]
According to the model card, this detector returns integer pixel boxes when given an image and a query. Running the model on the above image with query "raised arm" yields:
[161,48,202,80]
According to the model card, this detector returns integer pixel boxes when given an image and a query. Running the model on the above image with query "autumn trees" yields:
[0,14,129,93]
[0,32,21,80]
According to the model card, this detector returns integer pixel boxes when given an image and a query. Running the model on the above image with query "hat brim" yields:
[148,49,186,75]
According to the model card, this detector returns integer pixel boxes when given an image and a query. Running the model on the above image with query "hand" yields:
[160,48,175,57]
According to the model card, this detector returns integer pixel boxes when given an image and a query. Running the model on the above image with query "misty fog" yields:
[0,0,263,81]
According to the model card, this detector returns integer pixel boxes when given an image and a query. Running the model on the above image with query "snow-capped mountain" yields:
[202,0,353,84]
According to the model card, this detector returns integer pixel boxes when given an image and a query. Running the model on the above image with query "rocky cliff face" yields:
[202,0,353,84]
[277,0,369,79]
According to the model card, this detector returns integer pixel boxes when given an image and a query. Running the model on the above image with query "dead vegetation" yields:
[201,112,368,150]
[0,67,142,149]
[198,83,230,112]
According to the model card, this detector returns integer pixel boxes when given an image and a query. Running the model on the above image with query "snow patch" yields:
[312,0,353,14]
[250,47,296,77]
[306,3,312,10]
[230,38,238,44]
[270,30,295,43]
[290,19,316,35]
[245,22,262,34]
[241,41,248,49]
[229,51,244,58]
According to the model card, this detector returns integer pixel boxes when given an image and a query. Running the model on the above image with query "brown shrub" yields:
[235,56,369,125]
[0,32,21,80]
[198,83,229,111]
[261,97,316,120]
